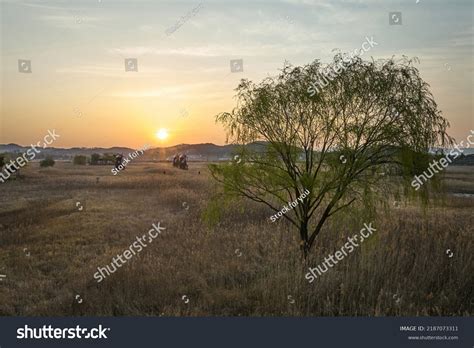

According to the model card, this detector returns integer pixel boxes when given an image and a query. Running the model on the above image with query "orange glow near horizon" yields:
[1,1,472,148]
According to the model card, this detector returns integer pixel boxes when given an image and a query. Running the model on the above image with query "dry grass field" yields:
[0,161,472,316]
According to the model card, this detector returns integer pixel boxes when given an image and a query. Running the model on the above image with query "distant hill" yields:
[143,142,270,161]
[431,147,474,156]
[1,142,473,164]
[0,142,270,162]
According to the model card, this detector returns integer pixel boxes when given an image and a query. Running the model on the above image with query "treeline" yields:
[0,152,117,168]
[0,153,56,170]
[73,153,116,165]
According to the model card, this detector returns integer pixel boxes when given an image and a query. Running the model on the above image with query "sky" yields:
[0,0,472,148]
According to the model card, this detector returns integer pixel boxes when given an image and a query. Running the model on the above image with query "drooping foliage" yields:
[210,55,452,257]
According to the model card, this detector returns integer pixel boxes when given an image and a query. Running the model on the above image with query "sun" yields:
[155,128,169,140]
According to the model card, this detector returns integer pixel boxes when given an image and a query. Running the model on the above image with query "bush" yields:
[102,153,115,164]
[0,154,25,180]
[73,155,87,165]
[40,157,55,168]
[90,153,101,165]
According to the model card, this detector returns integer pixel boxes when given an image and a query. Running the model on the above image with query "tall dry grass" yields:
[0,162,472,316]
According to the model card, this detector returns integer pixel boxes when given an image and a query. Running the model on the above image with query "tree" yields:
[90,153,101,165]
[102,153,116,164]
[73,155,87,165]
[40,157,55,168]
[210,55,452,258]
[0,153,28,179]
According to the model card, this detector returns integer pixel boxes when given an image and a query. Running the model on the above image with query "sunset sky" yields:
[1,0,472,148]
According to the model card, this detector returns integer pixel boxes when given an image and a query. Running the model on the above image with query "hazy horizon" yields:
[2,142,474,156]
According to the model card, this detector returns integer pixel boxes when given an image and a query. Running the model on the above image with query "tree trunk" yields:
[299,220,310,259]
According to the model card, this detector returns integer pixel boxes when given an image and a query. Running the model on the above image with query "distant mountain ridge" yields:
[1,142,473,163]
[0,142,269,161]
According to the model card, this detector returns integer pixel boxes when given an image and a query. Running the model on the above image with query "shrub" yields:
[40,157,55,168]
[90,153,101,165]
[73,155,87,165]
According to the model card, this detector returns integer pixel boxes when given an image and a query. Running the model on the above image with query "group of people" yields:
[173,154,188,170]
[114,154,124,170]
